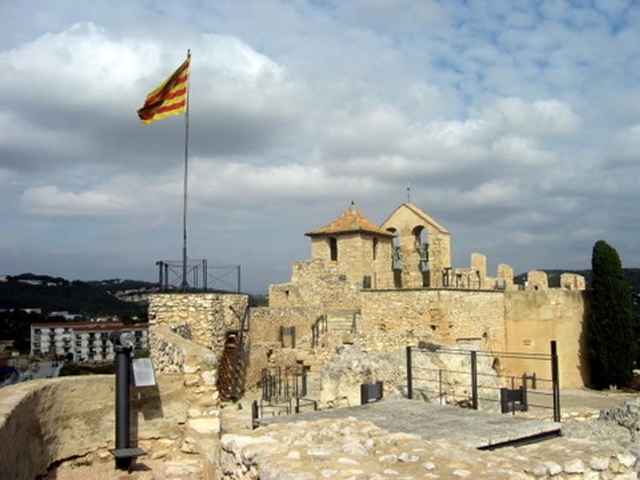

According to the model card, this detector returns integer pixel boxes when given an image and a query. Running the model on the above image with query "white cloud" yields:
[483,97,581,138]
[0,112,91,163]
[0,23,150,111]
[1,1,640,290]
[491,136,555,166]
[21,185,133,217]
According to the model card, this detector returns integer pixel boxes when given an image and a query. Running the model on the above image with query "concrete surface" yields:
[256,398,562,449]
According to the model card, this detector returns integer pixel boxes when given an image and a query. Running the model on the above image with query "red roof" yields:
[305,202,395,238]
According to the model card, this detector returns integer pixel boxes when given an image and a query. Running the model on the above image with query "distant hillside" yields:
[0,273,268,317]
[0,274,151,317]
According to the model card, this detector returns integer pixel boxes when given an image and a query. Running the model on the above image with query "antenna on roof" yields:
[407,182,411,203]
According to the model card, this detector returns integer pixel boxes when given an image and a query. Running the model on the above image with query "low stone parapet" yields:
[0,374,186,480]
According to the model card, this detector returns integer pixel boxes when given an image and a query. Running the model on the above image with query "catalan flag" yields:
[137,56,190,124]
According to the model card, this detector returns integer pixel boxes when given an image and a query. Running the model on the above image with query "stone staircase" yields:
[295,350,327,373]
[325,309,358,333]
[217,330,247,401]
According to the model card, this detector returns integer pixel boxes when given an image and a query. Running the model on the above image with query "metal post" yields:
[109,331,144,470]
[163,263,169,290]
[471,350,478,410]
[406,346,413,399]
[203,259,207,291]
[115,344,131,468]
[156,261,163,289]
[551,341,561,422]
[301,366,308,397]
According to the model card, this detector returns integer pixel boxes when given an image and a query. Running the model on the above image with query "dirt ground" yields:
[40,388,638,480]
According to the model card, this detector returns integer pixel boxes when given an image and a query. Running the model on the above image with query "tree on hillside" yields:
[587,240,637,389]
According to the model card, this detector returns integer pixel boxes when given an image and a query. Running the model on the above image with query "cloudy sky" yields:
[1,1,639,293]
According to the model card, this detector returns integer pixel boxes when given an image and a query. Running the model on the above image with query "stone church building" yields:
[252,201,588,389]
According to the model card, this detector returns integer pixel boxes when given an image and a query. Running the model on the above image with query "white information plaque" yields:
[132,358,157,387]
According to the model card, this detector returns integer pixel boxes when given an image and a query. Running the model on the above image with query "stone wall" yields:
[309,232,395,289]
[360,289,507,349]
[526,270,550,291]
[504,289,588,388]
[249,306,322,345]
[244,306,322,388]
[0,374,186,480]
[269,258,362,310]
[358,287,586,388]
[148,293,248,355]
[380,203,452,288]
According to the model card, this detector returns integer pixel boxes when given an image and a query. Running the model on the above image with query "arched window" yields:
[412,225,429,269]
[329,237,338,261]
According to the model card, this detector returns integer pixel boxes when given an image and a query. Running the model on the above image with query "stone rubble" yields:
[218,416,640,479]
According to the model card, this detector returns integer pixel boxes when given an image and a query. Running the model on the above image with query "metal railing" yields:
[156,259,241,292]
[251,365,317,428]
[406,341,561,422]
[311,315,327,347]
[219,306,250,401]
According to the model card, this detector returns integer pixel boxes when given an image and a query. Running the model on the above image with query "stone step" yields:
[325,310,358,332]
[326,320,354,331]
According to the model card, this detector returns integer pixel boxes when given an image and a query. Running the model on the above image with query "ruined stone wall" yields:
[359,287,586,388]
[359,289,507,349]
[427,230,451,287]
[471,253,487,281]
[148,293,248,355]
[504,289,587,388]
[149,326,222,454]
[525,270,550,291]
[245,306,322,389]
[0,374,187,480]
[561,273,587,290]
[249,306,322,345]
[496,263,516,290]
[269,259,361,311]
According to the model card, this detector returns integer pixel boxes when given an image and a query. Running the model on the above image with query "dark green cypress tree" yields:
[588,240,637,389]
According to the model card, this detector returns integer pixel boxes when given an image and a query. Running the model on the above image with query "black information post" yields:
[108,331,146,470]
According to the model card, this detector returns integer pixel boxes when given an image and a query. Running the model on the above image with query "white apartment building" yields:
[30,321,149,361]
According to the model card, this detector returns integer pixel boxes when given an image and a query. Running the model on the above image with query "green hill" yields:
[0,274,150,317]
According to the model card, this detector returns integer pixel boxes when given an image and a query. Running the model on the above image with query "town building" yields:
[30,321,148,361]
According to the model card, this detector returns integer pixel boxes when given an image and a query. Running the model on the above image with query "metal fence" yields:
[406,341,560,422]
[251,365,317,428]
[155,259,241,292]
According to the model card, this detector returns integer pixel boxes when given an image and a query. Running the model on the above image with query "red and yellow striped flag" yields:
[137,56,190,124]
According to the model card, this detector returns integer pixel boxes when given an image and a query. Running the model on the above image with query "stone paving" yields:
[255,398,562,449]
[218,390,640,479]
[220,416,639,479]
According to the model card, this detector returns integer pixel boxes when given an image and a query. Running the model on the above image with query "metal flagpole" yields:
[180,50,191,292]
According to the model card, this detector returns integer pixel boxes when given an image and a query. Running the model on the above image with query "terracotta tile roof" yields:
[305,202,395,237]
